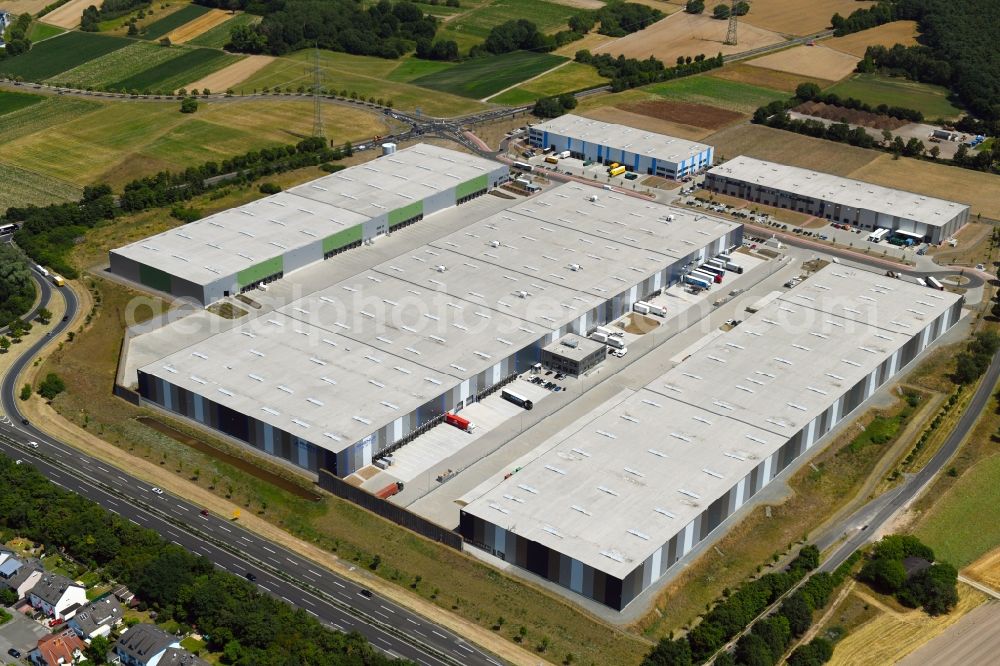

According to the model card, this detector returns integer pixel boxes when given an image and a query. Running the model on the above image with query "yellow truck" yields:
[544,156,559,164]
[609,165,627,177]
[51,274,65,287]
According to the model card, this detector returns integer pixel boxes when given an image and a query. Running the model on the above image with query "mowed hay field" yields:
[0,99,393,198]
[708,63,835,93]
[185,55,274,94]
[242,50,487,116]
[849,154,1000,219]
[642,75,787,114]
[748,45,860,81]
[39,0,92,28]
[828,73,964,120]
[0,90,43,115]
[167,8,233,44]
[596,12,785,63]
[739,0,874,36]
[826,20,920,57]
[828,585,986,666]
[965,547,1000,591]
[705,123,879,173]
[0,162,83,209]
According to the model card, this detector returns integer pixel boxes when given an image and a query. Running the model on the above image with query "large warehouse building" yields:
[460,266,963,610]
[136,183,741,482]
[528,114,714,180]
[705,156,969,243]
[109,144,508,304]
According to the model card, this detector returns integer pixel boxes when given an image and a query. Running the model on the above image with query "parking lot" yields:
[0,609,48,665]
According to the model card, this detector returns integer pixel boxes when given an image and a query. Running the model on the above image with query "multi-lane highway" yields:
[0,275,502,666]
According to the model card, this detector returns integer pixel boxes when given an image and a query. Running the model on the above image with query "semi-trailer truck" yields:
[606,336,625,350]
[633,302,651,315]
[502,389,533,410]
[926,276,944,291]
[375,481,404,499]
[51,274,65,287]
[724,261,744,274]
[683,274,711,289]
[445,412,476,432]
[637,301,666,317]
[694,268,722,284]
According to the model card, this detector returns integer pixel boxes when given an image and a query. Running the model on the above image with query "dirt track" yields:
[184,55,274,93]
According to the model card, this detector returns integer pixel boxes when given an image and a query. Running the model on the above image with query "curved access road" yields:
[0,284,503,666]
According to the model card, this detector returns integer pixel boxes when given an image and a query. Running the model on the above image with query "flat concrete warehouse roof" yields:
[531,114,711,161]
[708,156,969,228]
[138,184,739,458]
[462,266,961,579]
[110,144,502,287]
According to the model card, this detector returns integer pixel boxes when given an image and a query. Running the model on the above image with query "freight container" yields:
[501,389,533,410]
[637,301,666,317]
[633,302,650,315]
[375,481,404,499]
[445,412,476,432]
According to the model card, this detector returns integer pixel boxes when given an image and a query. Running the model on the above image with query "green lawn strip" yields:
[826,73,963,120]
[0,97,104,143]
[140,3,212,41]
[913,454,1000,567]
[27,21,66,42]
[108,48,240,92]
[490,87,540,106]
[0,162,83,210]
[0,32,134,81]
[412,51,566,99]
[643,75,787,114]
[187,12,258,48]
[0,90,44,116]
[386,56,457,83]
[44,42,186,89]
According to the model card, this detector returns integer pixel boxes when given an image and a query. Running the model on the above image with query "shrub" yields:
[180,97,198,113]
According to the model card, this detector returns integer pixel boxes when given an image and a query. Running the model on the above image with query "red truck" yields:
[375,481,404,500]
[445,412,476,432]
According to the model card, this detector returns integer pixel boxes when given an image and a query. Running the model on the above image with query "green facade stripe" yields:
[455,174,488,201]
[138,263,172,293]
[389,200,424,227]
[237,256,283,288]
[323,225,363,253]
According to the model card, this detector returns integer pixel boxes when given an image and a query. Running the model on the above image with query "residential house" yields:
[28,574,87,620]
[68,596,124,640]
[0,556,44,601]
[28,630,86,666]
[0,11,12,48]
[158,648,210,666]
[113,624,180,666]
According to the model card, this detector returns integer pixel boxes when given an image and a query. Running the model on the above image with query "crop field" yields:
[26,22,66,42]
[849,154,1000,219]
[705,123,880,173]
[4,0,61,14]
[489,61,608,104]
[595,12,786,64]
[413,51,565,99]
[39,0,91,29]
[827,73,963,120]
[643,75,787,114]
[108,47,241,92]
[737,0,874,36]
[44,42,185,89]
[241,50,487,116]
[166,8,231,44]
[0,32,132,81]
[0,98,393,200]
[0,91,43,116]
[385,57,457,83]
[140,3,211,41]
[619,99,742,130]
[912,454,1000,567]
[0,162,82,210]
[826,20,919,58]
[187,12,259,48]
[582,105,712,140]
[0,97,102,144]
[748,45,860,82]
[184,55,273,94]
[435,0,580,53]
[708,63,835,93]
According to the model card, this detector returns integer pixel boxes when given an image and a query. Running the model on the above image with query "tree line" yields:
[0,245,36,329]
[81,0,151,31]
[0,455,404,666]
[857,535,958,615]
[3,137,339,278]
[575,49,724,92]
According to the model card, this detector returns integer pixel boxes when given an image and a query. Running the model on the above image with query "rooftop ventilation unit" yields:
[561,338,579,349]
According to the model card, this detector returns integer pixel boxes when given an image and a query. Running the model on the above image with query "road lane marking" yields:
[379,605,393,613]
[332,581,345,589]
[458,644,473,653]
[374,610,389,620]
[281,596,293,604]
[306,609,318,617]
[432,630,447,639]
[301,598,315,606]
[262,546,276,554]
[217,525,231,533]
[258,584,271,592]
[406,618,418,625]
[286,557,297,564]
[308,568,322,577]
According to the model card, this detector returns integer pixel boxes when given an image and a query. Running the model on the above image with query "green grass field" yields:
[0,91,44,116]
[108,48,240,92]
[0,97,103,144]
[0,32,133,81]
[242,49,486,116]
[643,75,788,114]
[827,73,964,120]
[914,454,1000,567]
[140,3,211,40]
[187,12,258,48]
[45,42,186,89]
[27,22,66,42]
[413,50,565,99]
[0,162,83,210]
[489,61,608,104]
[436,0,581,52]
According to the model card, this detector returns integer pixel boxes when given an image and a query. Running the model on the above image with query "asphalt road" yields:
[0,281,501,666]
